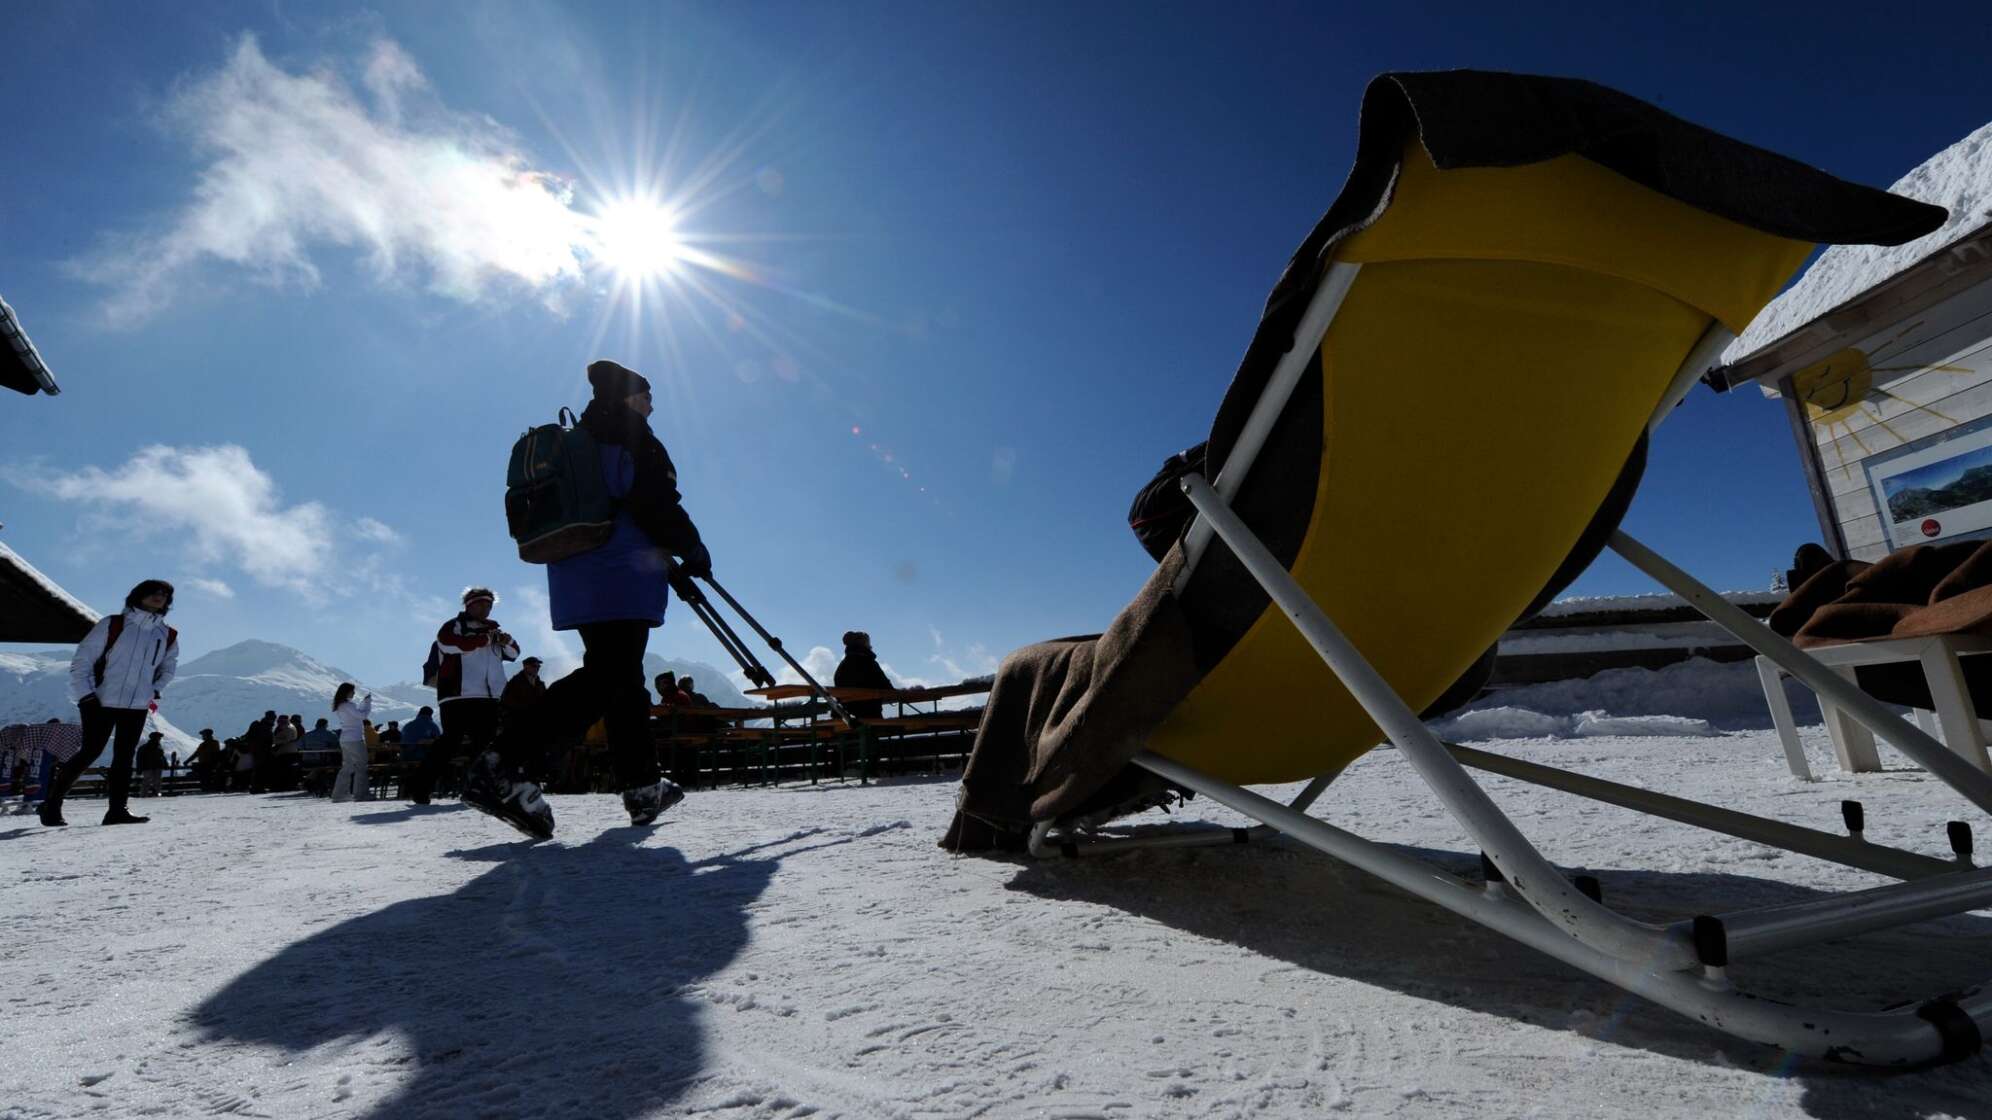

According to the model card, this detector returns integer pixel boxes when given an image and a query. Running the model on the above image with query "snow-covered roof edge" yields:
[0,539,99,627]
[1530,590,1782,620]
[0,293,60,395]
[1722,119,1992,365]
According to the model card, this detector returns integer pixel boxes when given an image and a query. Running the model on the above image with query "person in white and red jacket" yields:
[407,587,518,805]
[45,579,179,827]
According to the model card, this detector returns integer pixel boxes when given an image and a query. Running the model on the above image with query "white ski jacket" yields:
[335,695,373,746]
[68,608,179,710]
[433,616,519,704]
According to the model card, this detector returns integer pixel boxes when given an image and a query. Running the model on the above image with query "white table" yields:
[1757,633,1992,779]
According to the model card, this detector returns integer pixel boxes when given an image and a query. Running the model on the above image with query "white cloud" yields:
[10,444,333,593]
[73,35,598,325]
[354,517,402,544]
[773,645,840,688]
[188,577,235,599]
[926,627,1000,683]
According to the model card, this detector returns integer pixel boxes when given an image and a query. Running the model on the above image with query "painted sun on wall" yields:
[1792,320,1973,483]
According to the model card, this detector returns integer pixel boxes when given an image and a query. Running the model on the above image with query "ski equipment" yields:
[460,751,556,840]
[697,575,858,725]
[669,571,777,689]
[622,777,686,826]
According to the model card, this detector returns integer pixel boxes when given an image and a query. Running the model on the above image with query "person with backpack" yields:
[408,588,519,805]
[330,683,373,802]
[481,358,708,838]
[43,579,180,827]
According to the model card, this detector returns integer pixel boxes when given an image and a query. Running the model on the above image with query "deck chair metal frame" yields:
[1028,263,1992,1067]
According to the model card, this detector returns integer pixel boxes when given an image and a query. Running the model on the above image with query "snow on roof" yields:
[1723,119,1992,363]
[0,539,99,643]
[0,293,60,396]
[1530,590,1782,620]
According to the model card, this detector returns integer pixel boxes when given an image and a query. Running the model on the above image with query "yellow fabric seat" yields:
[1147,145,1812,785]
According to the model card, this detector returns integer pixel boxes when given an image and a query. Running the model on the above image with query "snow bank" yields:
[1433,657,1820,741]
[1434,706,1572,740]
[1434,705,1719,741]
[1572,711,1718,738]
[1725,118,1992,361]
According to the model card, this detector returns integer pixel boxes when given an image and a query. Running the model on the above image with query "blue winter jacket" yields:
[547,444,673,629]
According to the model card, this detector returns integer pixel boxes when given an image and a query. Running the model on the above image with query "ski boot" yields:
[461,752,555,840]
[622,778,685,826]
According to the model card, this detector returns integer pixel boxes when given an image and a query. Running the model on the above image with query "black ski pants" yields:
[521,620,658,790]
[48,701,149,817]
[409,698,501,803]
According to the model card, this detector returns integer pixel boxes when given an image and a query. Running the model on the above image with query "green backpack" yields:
[505,408,618,564]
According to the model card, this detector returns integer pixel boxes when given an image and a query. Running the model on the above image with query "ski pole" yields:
[671,571,777,687]
[684,590,776,688]
[696,575,857,725]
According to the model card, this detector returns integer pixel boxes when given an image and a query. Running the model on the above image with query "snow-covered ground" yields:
[6,729,1991,1119]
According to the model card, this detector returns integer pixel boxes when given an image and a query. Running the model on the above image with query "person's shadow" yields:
[1006,831,1992,1116]
[349,803,468,825]
[189,825,857,1118]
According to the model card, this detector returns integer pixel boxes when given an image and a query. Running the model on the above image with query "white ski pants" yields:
[331,742,369,802]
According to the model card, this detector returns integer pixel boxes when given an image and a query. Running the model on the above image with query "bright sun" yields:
[592,198,684,280]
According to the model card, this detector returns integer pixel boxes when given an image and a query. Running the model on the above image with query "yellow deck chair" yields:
[954,71,1992,1065]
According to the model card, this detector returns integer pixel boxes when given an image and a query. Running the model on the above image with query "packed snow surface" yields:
[6,729,1990,1119]
[1725,118,1992,361]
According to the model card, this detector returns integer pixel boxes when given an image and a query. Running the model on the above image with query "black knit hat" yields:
[587,359,651,400]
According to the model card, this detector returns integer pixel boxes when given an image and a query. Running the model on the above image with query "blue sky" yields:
[3,1,1989,689]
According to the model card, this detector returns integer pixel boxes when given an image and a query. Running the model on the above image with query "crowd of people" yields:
[7,360,918,840]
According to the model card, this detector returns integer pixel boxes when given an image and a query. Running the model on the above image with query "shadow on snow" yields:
[189,824,855,1119]
[1005,831,1992,1119]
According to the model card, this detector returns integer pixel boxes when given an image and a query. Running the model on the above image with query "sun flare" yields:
[591,198,684,280]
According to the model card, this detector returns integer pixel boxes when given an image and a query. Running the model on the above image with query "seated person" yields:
[400,706,441,765]
[834,631,893,720]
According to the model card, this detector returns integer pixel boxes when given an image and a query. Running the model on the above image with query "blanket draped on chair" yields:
[1770,539,1992,712]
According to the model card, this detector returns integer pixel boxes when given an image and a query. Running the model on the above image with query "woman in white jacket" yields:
[44,579,179,827]
[331,682,374,803]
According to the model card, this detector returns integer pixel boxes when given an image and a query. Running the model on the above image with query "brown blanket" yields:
[1769,539,1992,712]
[941,549,1201,852]
[1771,539,1992,646]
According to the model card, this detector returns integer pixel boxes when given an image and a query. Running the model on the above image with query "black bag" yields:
[506,408,619,564]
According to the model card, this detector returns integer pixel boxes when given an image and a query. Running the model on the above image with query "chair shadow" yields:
[350,803,469,825]
[188,825,858,1119]
[1004,832,1992,1117]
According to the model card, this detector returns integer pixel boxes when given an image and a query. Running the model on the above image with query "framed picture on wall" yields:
[1867,412,1992,550]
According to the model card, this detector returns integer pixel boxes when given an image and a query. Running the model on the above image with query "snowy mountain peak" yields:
[180,639,355,686]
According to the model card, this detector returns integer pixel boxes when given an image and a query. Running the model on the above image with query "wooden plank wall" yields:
[1795,280,1992,559]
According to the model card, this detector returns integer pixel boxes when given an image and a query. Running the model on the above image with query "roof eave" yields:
[1706,224,1992,394]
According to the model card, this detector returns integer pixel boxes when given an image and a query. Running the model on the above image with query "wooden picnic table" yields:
[635,682,989,787]
[743,680,991,713]
[649,704,768,722]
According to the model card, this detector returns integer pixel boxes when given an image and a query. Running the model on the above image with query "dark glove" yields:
[78,693,100,710]
[679,542,712,579]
